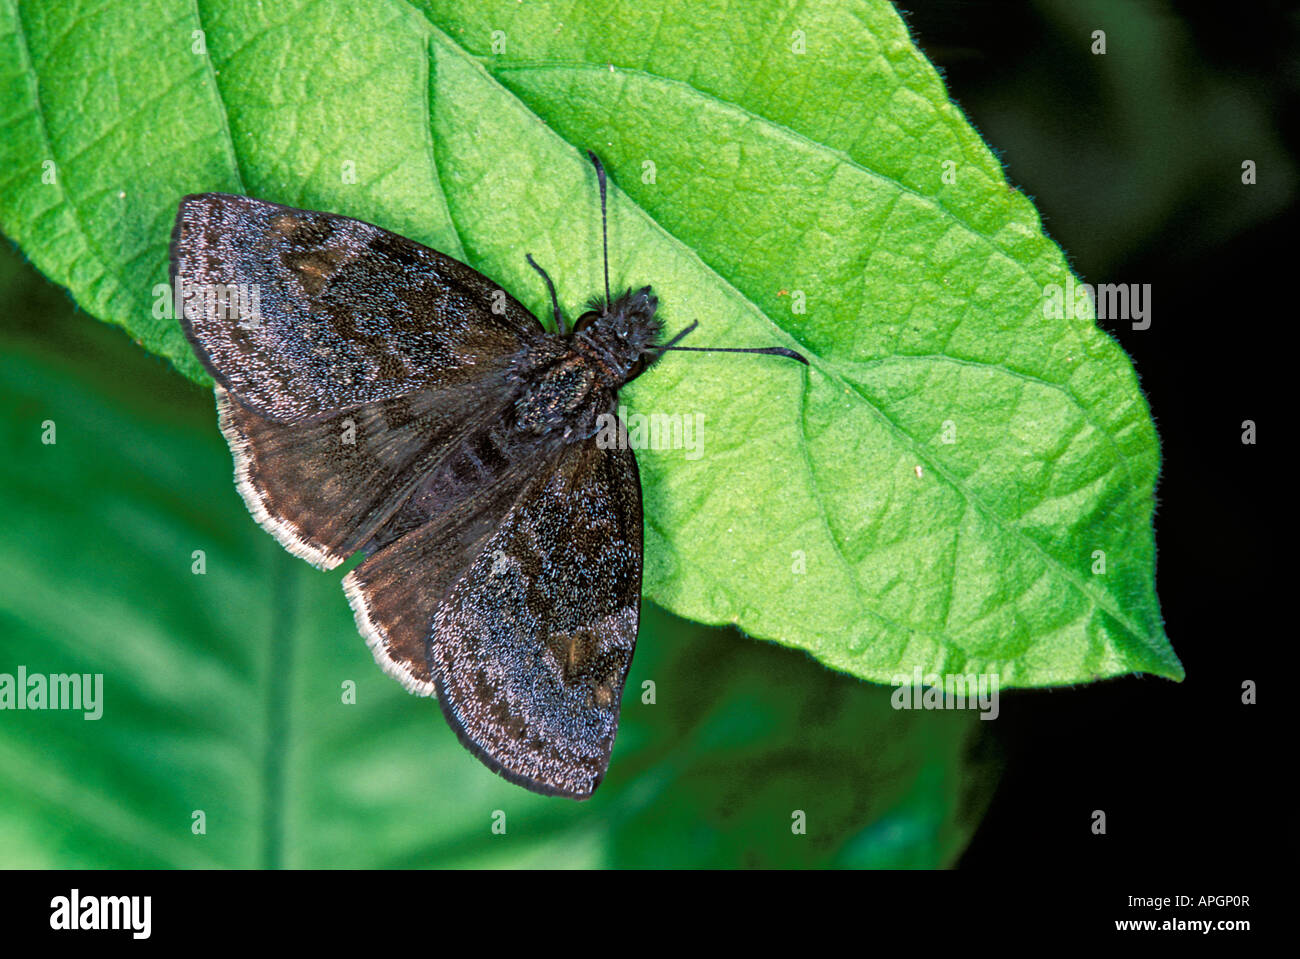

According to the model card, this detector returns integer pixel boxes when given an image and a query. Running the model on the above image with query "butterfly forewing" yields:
[171,193,541,422]
[430,436,642,799]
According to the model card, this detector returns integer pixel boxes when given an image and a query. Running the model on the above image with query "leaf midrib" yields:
[7,3,123,315]
[192,0,248,194]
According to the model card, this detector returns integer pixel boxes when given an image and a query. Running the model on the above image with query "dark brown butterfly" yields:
[171,152,804,799]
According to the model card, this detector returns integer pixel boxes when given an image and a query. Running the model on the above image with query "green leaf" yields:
[0,245,994,866]
[0,0,1179,686]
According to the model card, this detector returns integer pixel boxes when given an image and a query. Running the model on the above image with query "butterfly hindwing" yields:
[340,417,563,697]
[215,376,513,571]
[171,193,542,423]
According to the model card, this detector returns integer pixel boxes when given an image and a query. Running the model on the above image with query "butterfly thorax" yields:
[511,286,661,441]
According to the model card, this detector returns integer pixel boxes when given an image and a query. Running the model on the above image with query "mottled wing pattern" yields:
[171,193,541,423]
[436,438,643,798]
[345,436,643,796]
[174,192,543,618]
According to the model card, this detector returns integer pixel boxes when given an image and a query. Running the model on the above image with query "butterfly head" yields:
[572,286,663,384]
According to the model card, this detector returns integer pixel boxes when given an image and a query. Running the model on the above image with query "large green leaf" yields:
[0,245,993,866]
[0,0,1178,686]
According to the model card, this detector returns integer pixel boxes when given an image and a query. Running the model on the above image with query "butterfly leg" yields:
[525,253,567,334]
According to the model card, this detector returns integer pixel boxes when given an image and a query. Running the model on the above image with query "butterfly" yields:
[170,151,804,799]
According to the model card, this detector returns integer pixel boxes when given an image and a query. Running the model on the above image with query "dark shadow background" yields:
[900,0,1295,871]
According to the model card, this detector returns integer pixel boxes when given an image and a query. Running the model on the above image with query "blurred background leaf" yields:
[0,242,995,866]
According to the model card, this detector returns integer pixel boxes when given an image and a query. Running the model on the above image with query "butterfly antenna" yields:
[586,150,612,308]
[525,253,566,334]
[665,345,809,363]
[657,320,809,364]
